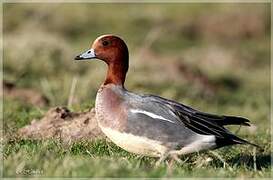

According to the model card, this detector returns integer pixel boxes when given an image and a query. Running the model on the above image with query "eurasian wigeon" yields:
[75,34,259,164]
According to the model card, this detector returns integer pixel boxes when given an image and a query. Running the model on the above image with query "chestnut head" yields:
[75,34,129,65]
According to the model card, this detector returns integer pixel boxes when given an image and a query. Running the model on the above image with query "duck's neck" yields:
[104,59,128,87]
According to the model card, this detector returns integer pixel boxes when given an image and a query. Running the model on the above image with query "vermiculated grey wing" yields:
[141,94,259,148]
[126,109,198,148]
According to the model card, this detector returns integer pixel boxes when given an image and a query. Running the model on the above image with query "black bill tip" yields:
[74,55,83,60]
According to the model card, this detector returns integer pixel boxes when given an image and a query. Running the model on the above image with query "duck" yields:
[74,34,259,164]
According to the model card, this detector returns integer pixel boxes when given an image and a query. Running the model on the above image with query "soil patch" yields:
[18,107,105,142]
[4,81,49,107]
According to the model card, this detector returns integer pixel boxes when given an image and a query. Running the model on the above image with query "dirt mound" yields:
[18,107,105,142]
[4,81,49,107]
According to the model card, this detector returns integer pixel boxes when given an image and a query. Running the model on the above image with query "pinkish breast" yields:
[95,84,128,131]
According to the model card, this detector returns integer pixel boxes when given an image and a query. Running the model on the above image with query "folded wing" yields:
[143,94,260,148]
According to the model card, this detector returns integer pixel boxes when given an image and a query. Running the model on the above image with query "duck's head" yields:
[75,34,129,86]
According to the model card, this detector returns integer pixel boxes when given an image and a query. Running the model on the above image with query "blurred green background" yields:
[3,3,271,178]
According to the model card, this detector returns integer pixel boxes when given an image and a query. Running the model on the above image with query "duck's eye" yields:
[102,41,109,46]
[87,50,91,54]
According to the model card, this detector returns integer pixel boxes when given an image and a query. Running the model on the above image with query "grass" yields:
[3,3,271,178]
[3,137,271,177]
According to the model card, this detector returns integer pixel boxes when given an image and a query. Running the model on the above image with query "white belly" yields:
[99,125,168,157]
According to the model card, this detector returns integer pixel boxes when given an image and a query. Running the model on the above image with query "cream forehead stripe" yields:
[130,109,175,124]
[93,34,113,46]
